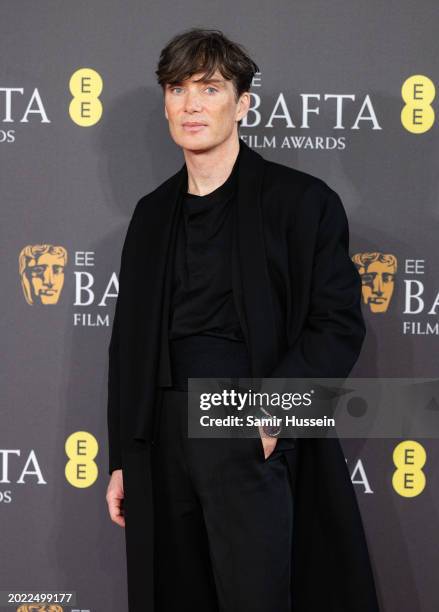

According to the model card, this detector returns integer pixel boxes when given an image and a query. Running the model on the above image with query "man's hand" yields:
[258,425,278,459]
[106,469,125,527]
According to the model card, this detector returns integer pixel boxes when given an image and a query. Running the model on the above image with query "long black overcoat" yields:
[107,137,380,611]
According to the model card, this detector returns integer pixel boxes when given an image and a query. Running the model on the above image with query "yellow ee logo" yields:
[401,75,435,133]
[69,68,103,126]
[65,431,98,487]
[392,440,426,497]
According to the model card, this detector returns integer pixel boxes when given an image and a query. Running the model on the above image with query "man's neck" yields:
[183,134,240,196]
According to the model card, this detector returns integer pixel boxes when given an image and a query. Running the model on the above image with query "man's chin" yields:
[180,140,217,154]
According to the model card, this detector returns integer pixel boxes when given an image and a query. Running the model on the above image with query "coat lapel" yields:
[129,164,186,439]
[132,138,280,439]
[234,138,281,376]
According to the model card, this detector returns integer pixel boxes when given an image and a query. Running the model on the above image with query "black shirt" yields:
[168,151,251,390]
[169,153,244,342]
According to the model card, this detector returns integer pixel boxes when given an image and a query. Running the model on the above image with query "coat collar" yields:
[132,137,281,437]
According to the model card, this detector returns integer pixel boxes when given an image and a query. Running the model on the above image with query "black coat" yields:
[107,137,380,611]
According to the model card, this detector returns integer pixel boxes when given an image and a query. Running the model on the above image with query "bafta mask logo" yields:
[17,606,63,612]
[19,244,68,305]
[352,252,397,313]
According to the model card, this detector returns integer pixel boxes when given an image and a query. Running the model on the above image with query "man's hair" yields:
[155,27,259,128]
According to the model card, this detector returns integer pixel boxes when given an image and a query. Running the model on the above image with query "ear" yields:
[236,91,250,122]
[165,105,168,120]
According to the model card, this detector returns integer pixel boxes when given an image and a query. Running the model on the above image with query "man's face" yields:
[163,69,249,151]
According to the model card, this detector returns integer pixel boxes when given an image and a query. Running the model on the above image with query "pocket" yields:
[256,435,279,462]
[257,435,266,461]
[261,435,296,462]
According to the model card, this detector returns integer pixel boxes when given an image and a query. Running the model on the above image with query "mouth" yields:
[182,123,207,132]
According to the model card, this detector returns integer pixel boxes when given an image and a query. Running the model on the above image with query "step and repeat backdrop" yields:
[1,2,438,611]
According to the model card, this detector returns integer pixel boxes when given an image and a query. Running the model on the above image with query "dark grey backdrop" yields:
[1,2,438,611]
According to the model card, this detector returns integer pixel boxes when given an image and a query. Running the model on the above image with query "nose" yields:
[184,89,203,113]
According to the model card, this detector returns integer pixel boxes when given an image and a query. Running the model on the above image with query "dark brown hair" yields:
[155,28,259,127]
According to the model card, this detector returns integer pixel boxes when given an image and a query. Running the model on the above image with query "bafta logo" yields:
[19,245,68,305]
[352,252,397,313]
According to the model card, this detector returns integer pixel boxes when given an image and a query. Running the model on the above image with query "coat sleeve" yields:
[259,186,365,435]
[269,186,366,380]
[107,292,122,475]
[107,198,145,475]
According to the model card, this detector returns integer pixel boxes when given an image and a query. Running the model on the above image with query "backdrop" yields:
[1,2,438,611]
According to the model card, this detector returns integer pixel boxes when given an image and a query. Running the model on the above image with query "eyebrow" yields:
[197,78,225,84]
[167,78,225,86]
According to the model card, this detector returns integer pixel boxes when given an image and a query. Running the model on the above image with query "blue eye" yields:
[169,85,218,94]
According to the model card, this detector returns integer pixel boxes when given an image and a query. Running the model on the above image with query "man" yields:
[106,28,380,612]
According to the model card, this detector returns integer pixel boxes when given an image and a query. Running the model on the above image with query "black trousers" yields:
[151,388,297,612]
